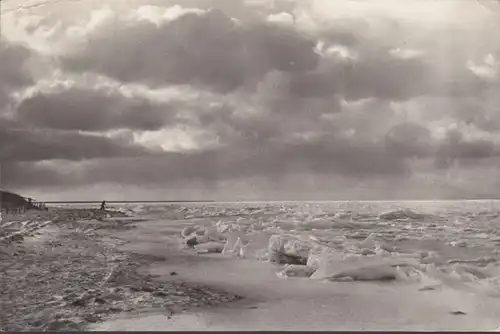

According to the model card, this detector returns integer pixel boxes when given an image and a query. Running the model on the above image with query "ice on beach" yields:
[221,232,246,255]
[194,241,225,254]
[267,234,313,265]
[181,226,198,238]
[181,224,228,246]
[277,264,317,278]
[153,200,500,300]
[239,232,270,260]
[203,227,226,242]
[268,234,310,257]
[306,244,333,269]
[326,264,398,282]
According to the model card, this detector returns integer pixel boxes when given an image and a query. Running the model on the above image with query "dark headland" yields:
[1,190,31,211]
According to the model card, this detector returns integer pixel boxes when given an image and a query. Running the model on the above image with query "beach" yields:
[0,207,241,331]
[3,0,500,330]
[4,201,500,331]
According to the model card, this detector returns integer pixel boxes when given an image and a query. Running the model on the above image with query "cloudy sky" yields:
[1,0,500,201]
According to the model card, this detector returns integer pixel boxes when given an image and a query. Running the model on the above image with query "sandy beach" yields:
[0,207,241,331]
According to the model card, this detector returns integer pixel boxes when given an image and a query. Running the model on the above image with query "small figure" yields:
[100,200,106,211]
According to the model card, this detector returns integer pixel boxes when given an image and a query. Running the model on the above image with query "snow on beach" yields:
[91,200,500,331]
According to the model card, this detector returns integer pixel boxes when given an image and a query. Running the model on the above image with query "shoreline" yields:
[0,208,242,331]
[5,205,500,331]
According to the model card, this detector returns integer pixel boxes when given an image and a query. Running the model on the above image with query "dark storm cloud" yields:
[434,128,499,169]
[0,42,33,109]
[16,88,178,131]
[0,123,154,162]
[384,122,500,167]
[1,161,74,189]
[61,8,319,92]
[34,134,409,188]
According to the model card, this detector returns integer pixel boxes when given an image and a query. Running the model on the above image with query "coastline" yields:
[0,208,241,331]
[4,205,500,331]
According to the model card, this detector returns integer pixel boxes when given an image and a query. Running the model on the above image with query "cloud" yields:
[0,137,408,190]
[56,3,490,102]
[15,88,179,131]
[0,120,154,162]
[60,7,319,92]
[2,1,500,199]
[0,42,34,110]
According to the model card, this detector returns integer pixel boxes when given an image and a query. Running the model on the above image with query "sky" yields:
[1,0,500,201]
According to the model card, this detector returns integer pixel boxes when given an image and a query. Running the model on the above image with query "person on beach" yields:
[100,200,106,211]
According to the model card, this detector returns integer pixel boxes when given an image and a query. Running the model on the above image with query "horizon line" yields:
[42,199,500,204]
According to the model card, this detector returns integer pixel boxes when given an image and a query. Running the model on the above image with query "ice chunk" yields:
[358,233,377,250]
[450,240,467,247]
[215,220,243,234]
[311,253,418,281]
[306,244,331,269]
[310,251,349,279]
[215,221,230,233]
[277,265,317,278]
[268,234,313,265]
[268,234,288,253]
[378,209,429,221]
[204,227,226,242]
[221,232,247,256]
[222,234,238,255]
[326,264,398,282]
[181,226,198,238]
[232,237,245,255]
[194,242,225,254]
[283,238,313,259]
[239,232,270,260]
